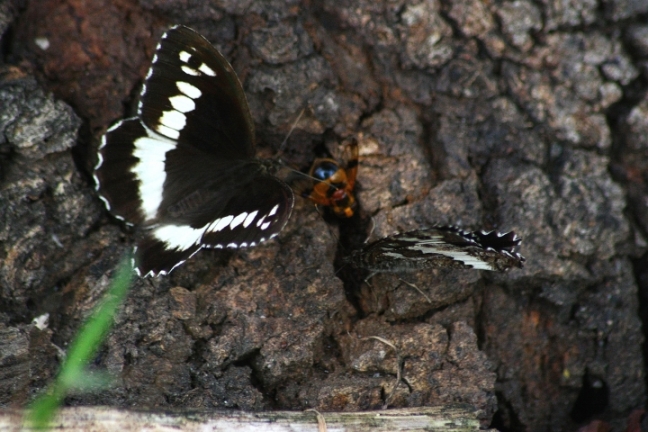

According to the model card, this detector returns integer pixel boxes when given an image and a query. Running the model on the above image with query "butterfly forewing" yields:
[139,25,255,159]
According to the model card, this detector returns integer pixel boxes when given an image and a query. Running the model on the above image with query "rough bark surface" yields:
[1,0,647,431]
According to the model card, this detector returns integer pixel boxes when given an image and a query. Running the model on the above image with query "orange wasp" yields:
[301,138,359,218]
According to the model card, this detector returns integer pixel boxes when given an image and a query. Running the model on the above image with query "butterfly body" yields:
[346,226,525,273]
[94,26,294,277]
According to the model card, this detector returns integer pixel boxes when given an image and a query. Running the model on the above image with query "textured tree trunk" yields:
[1,0,647,431]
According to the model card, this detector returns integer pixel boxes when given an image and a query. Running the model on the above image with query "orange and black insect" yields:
[302,138,359,218]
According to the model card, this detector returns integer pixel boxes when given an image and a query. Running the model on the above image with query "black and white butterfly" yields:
[94,25,294,277]
[345,225,525,273]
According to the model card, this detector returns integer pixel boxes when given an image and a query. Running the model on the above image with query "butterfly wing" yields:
[95,26,295,276]
[349,226,525,273]
[199,173,295,248]
[138,25,255,159]
[94,119,153,225]
[135,170,294,277]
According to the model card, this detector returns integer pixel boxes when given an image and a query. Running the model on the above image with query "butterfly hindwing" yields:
[135,236,202,277]
[199,173,295,249]
[134,172,293,277]
[94,119,158,225]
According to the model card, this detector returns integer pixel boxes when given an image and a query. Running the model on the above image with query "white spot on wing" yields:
[450,252,493,270]
[260,221,271,230]
[243,211,258,228]
[153,224,206,250]
[159,110,186,131]
[229,212,248,230]
[399,235,444,244]
[131,123,177,220]
[155,124,180,140]
[177,81,202,99]
[169,95,195,113]
[382,251,427,262]
[179,51,192,62]
[181,65,200,76]
[199,63,216,76]
[408,243,495,270]
[209,215,234,232]
[268,204,279,217]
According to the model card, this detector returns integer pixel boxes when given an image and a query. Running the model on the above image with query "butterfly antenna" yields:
[286,169,342,189]
[276,107,306,159]
[365,216,376,244]
[334,259,351,277]
[274,109,339,189]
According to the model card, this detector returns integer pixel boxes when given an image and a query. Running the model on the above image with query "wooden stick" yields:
[3,405,483,431]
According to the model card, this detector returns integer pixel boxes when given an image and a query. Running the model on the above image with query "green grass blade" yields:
[25,255,134,429]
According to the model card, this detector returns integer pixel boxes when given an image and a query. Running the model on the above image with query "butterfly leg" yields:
[397,278,432,304]
[362,271,378,287]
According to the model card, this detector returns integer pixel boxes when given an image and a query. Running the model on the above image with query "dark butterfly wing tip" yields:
[135,266,175,278]
[441,226,526,271]
[135,259,185,278]
[501,230,522,242]
[133,237,201,278]
[476,229,523,250]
